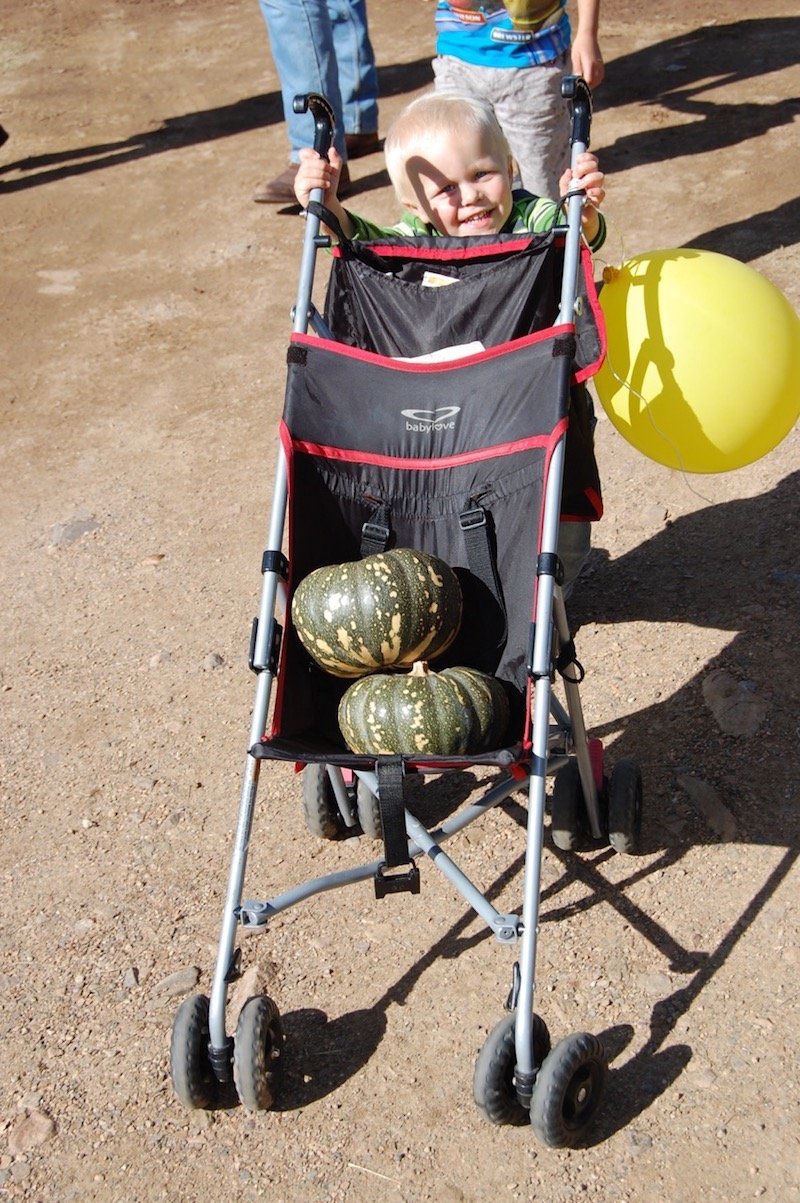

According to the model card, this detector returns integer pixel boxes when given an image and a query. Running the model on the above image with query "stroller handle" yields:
[561,75,592,150]
[293,92,336,161]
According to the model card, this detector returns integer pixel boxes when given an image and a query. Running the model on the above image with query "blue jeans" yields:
[258,0,379,162]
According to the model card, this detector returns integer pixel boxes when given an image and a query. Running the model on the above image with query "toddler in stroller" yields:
[170,80,643,1148]
[296,89,606,591]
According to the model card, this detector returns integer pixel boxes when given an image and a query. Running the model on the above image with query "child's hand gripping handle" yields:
[557,76,593,325]
[290,94,337,335]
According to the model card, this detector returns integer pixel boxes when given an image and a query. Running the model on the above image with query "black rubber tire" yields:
[170,993,217,1110]
[608,758,643,854]
[301,764,353,840]
[473,1011,551,1126]
[551,761,588,851]
[233,995,284,1111]
[529,1031,608,1148]
[355,777,383,840]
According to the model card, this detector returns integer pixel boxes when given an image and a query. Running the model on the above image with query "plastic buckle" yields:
[361,520,390,545]
[374,861,421,899]
[459,505,487,531]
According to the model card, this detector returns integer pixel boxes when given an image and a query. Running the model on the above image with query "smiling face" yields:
[400,123,515,238]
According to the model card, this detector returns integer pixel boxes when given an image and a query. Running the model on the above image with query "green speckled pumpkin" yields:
[291,549,463,679]
[439,666,510,751]
[338,661,510,756]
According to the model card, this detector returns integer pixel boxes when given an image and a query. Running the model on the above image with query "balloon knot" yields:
[602,265,621,284]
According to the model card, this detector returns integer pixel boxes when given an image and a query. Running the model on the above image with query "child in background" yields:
[432,0,604,199]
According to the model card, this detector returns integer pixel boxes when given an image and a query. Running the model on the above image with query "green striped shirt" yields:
[346,193,606,252]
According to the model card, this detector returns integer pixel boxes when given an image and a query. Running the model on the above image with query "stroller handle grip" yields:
[561,75,592,150]
[293,93,336,160]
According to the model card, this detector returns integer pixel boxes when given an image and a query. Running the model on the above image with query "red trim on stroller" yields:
[331,235,537,261]
[329,234,536,261]
[280,419,566,472]
[290,323,577,373]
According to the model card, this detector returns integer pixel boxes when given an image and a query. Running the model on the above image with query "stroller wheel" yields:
[171,993,218,1110]
[302,764,356,839]
[550,761,589,851]
[233,995,284,1111]
[355,777,383,840]
[529,1031,607,1148]
[473,1011,551,1126]
[608,758,643,854]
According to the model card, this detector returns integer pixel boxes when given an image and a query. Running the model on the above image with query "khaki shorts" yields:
[432,52,570,200]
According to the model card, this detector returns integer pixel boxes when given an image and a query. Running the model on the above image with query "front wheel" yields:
[529,1031,607,1147]
[473,1011,551,1126]
[233,995,284,1111]
[171,994,217,1110]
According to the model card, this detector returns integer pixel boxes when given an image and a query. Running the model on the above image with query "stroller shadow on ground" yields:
[568,468,800,851]
[274,472,799,1135]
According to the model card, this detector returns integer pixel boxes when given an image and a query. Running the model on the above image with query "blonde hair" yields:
[383,92,511,201]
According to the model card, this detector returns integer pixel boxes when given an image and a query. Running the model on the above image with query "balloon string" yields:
[592,212,715,507]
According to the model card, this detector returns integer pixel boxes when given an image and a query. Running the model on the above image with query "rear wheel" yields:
[301,764,355,840]
[355,777,383,840]
[551,761,588,851]
[608,758,643,854]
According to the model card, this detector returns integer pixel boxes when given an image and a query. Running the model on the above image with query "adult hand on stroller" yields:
[294,147,354,238]
[559,152,605,245]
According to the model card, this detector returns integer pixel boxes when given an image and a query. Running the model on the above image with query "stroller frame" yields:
[171,81,642,1147]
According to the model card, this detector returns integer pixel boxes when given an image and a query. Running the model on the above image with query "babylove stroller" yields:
[170,80,643,1147]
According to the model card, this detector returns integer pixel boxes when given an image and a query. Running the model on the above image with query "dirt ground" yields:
[2,1,799,1200]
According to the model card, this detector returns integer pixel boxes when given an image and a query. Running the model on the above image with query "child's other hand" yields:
[558,152,605,240]
[294,146,346,209]
[558,152,605,209]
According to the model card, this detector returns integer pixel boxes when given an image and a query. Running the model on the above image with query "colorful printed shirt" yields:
[346,191,606,252]
[434,1,571,68]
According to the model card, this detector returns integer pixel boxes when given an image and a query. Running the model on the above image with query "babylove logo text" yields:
[401,406,460,433]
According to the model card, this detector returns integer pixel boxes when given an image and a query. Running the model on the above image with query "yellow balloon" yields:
[595,249,800,472]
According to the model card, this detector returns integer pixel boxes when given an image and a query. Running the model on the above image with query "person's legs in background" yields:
[255,0,378,203]
[328,0,379,146]
[490,54,569,200]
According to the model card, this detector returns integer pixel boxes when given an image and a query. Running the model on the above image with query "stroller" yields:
[170,80,643,1148]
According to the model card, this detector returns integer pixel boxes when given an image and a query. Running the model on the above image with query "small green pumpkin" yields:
[338,661,509,756]
[438,666,510,752]
[291,549,463,679]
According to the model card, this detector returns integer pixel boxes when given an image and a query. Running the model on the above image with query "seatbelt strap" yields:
[360,501,392,557]
[459,501,508,649]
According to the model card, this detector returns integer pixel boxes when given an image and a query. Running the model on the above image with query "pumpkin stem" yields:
[410,660,430,677]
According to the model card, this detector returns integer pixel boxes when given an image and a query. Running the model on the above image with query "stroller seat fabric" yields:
[261,231,605,768]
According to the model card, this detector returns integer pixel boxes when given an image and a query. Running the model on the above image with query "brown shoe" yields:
[253,162,352,204]
[345,131,380,159]
[253,163,299,204]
